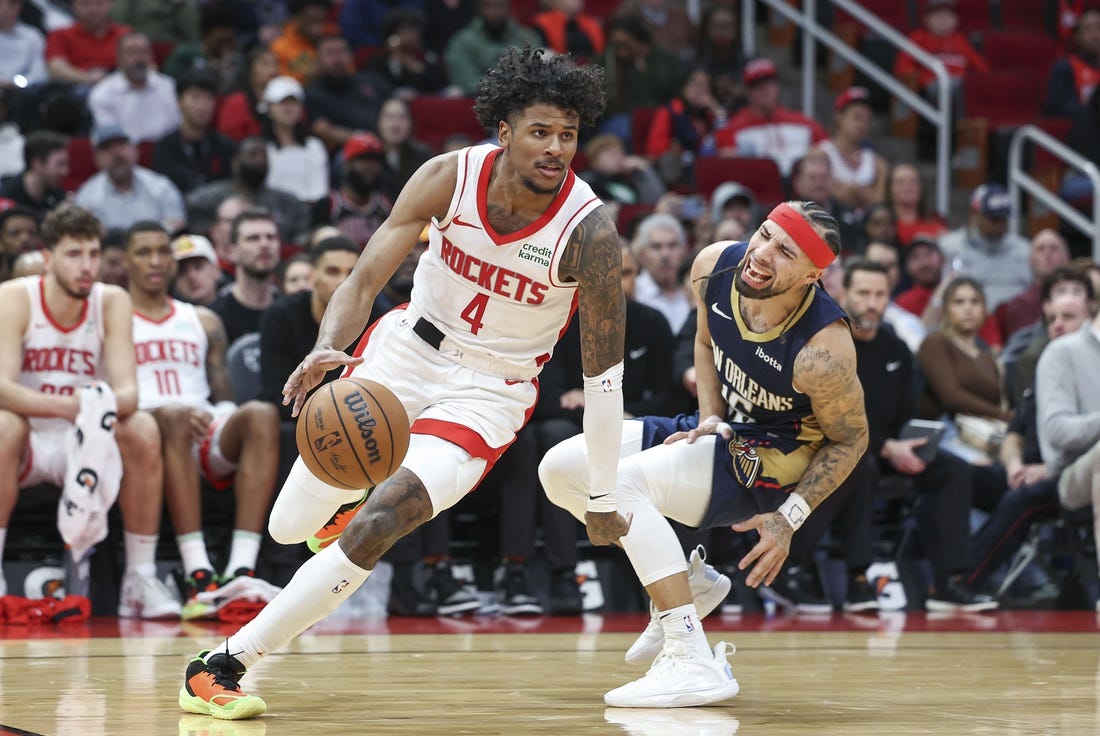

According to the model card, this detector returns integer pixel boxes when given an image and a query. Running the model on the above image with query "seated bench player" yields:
[124,221,280,615]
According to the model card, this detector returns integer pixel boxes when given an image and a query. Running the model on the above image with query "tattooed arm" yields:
[282,153,458,415]
[558,204,631,545]
[198,306,233,404]
[734,321,869,586]
[790,322,868,507]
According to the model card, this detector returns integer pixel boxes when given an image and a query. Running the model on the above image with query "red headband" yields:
[766,203,836,269]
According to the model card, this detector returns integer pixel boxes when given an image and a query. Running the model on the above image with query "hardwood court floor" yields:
[2,611,1099,735]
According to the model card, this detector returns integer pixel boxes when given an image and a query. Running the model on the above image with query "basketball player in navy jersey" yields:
[180,47,641,719]
[540,201,869,707]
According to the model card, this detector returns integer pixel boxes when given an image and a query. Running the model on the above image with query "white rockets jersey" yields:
[133,299,211,410]
[410,144,603,378]
[18,276,106,433]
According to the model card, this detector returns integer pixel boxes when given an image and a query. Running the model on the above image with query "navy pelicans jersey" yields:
[18,276,106,434]
[703,241,847,509]
[408,144,602,379]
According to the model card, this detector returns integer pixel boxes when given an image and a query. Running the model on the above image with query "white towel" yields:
[57,382,123,560]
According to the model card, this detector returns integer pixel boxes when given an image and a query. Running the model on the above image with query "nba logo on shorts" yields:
[683,615,695,633]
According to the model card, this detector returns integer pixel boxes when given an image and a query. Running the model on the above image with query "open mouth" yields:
[742,260,773,289]
[536,162,563,178]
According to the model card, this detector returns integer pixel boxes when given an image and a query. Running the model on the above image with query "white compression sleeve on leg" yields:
[582,361,624,513]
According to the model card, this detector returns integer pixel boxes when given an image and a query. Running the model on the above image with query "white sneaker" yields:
[604,707,741,735]
[605,640,739,708]
[625,546,732,664]
[118,572,182,619]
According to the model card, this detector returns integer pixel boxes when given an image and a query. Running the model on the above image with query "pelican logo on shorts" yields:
[75,468,98,497]
[313,431,344,452]
[332,579,350,594]
[343,390,382,465]
[727,434,762,487]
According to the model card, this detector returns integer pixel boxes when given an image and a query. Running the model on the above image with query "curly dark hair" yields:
[473,46,606,131]
[40,206,104,250]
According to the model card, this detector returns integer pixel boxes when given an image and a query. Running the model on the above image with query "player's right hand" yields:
[585,510,633,546]
[187,409,213,444]
[283,349,365,417]
[665,414,732,445]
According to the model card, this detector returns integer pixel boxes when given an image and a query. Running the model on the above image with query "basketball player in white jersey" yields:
[124,222,280,615]
[181,47,711,719]
[0,206,179,618]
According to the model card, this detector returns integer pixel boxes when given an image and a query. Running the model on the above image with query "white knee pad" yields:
[538,420,649,522]
[402,434,487,518]
[538,433,591,522]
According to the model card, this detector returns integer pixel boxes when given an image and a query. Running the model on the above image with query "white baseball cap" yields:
[261,76,305,106]
[171,234,217,266]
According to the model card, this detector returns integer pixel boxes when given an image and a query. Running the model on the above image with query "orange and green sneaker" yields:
[179,649,267,720]
[307,489,370,553]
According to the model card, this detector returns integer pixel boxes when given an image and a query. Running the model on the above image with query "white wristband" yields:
[586,491,618,514]
[777,493,811,531]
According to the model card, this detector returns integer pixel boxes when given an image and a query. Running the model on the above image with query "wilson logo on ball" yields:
[343,391,383,464]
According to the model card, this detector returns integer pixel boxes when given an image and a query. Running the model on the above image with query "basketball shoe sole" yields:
[625,546,732,664]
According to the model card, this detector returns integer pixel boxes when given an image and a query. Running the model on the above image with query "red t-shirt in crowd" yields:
[216,91,262,142]
[45,22,130,71]
[894,29,990,87]
[895,216,947,247]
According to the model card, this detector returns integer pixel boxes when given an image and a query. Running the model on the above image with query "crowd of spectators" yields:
[2,0,1100,617]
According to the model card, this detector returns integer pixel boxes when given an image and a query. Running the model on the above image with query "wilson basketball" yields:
[296,377,410,490]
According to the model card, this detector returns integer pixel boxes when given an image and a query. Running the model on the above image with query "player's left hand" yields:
[732,511,793,587]
[585,510,633,546]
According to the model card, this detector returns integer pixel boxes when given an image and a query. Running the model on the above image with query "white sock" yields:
[224,530,262,576]
[658,603,711,657]
[177,532,213,575]
[124,532,158,578]
[213,542,371,669]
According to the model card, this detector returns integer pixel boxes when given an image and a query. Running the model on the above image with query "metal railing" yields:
[741,0,953,216]
[1008,125,1100,260]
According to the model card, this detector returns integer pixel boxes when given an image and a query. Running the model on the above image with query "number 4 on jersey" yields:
[460,293,489,335]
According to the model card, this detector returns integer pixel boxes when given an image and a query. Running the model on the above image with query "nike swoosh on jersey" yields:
[451,214,482,229]
[710,302,733,320]
[885,360,902,372]
[628,347,648,360]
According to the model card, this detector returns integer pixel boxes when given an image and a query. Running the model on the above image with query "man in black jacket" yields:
[152,71,236,195]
